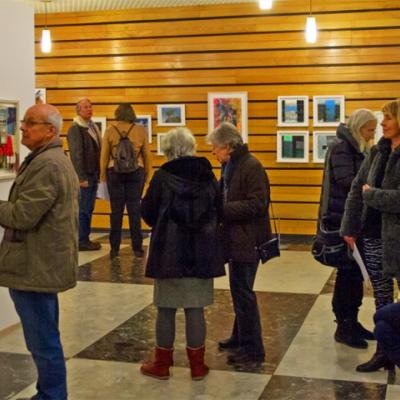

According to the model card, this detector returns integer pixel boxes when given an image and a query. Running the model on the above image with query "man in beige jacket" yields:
[0,103,79,400]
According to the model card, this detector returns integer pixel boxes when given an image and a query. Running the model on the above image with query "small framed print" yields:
[92,117,107,137]
[157,133,167,155]
[208,91,248,143]
[278,96,309,127]
[277,131,309,163]
[374,111,384,143]
[0,99,19,174]
[157,104,185,126]
[136,115,152,143]
[313,131,336,163]
[35,88,46,104]
[313,95,345,127]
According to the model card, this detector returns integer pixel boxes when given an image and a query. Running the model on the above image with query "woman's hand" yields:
[362,184,371,192]
[343,236,356,250]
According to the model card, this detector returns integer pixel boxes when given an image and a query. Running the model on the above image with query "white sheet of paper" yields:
[353,243,370,282]
[97,182,110,201]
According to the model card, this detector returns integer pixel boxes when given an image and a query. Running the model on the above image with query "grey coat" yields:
[341,137,400,277]
[0,139,80,292]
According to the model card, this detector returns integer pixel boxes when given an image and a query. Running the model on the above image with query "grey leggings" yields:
[156,307,206,349]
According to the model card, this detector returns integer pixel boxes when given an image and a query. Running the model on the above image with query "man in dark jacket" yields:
[67,98,102,251]
[207,122,271,364]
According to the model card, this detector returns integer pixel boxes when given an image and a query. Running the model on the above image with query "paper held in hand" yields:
[97,182,110,201]
[352,243,370,282]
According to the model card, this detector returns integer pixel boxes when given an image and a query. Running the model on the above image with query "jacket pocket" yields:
[0,241,28,276]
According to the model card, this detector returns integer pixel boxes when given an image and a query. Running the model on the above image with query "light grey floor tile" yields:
[386,384,400,400]
[0,282,153,357]
[275,294,388,384]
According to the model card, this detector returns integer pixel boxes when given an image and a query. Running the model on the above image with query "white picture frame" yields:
[92,117,107,137]
[157,133,166,155]
[136,115,152,143]
[0,99,19,175]
[313,131,337,163]
[208,91,248,143]
[277,131,309,163]
[157,104,185,126]
[313,95,345,127]
[277,96,309,127]
[35,88,46,104]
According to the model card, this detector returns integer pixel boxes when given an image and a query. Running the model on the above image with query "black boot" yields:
[355,322,375,341]
[334,319,368,349]
[356,351,394,372]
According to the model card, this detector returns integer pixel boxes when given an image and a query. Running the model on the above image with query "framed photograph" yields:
[157,133,167,156]
[0,100,19,173]
[277,131,309,163]
[92,117,107,137]
[136,115,152,143]
[374,111,384,143]
[313,96,345,127]
[313,131,336,163]
[278,96,309,127]
[157,104,185,126]
[35,88,46,104]
[208,92,248,143]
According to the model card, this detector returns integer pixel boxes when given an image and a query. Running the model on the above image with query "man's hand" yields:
[343,236,356,250]
[362,184,371,192]
[80,180,89,188]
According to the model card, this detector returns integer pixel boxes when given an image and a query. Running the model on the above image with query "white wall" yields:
[0,0,35,331]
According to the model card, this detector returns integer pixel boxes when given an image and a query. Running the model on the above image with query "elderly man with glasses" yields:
[0,103,79,400]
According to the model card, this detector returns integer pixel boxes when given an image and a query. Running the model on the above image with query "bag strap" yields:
[112,123,135,139]
[269,195,280,237]
[319,144,334,219]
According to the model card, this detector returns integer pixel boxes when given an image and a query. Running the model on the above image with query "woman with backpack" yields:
[140,127,225,380]
[100,103,151,259]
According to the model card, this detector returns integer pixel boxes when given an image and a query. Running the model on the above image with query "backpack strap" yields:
[112,123,135,138]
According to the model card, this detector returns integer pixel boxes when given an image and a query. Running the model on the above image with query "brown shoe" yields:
[79,241,102,251]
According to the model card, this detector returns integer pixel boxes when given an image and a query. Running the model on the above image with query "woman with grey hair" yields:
[140,127,225,380]
[319,109,377,349]
[206,122,271,364]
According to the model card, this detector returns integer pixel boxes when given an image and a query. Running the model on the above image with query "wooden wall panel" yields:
[34,0,400,235]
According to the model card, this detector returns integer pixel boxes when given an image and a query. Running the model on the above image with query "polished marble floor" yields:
[1,233,399,400]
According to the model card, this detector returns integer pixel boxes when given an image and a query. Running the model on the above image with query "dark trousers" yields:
[228,261,265,355]
[332,261,363,322]
[9,289,67,400]
[107,167,145,252]
[79,174,98,244]
[374,302,400,367]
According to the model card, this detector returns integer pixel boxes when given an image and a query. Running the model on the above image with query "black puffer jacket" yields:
[141,156,225,279]
[323,123,364,229]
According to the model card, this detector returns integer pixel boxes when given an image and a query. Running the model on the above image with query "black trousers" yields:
[106,167,145,252]
[228,261,265,355]
[332,261,363,322]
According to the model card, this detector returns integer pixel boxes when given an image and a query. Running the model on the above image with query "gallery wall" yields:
[34,0,400,235]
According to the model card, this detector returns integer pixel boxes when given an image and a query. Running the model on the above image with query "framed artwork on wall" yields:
[313,95,345,127]
[92,117,107,137]
[313,131,336,163]
[277,131,309,163]
[208,92,248,143]
[277,96,309,127]
[374,111,384,143]
[0,100,19,173]
[136,115,152,143]
[35,88,46,104]
[157,133,166,155]
[157,104,185,126]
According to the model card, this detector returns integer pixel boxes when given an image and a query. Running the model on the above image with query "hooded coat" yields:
[141,156,225,279]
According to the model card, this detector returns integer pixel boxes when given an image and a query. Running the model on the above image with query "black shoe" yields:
[134,249,145,258]
[218,337,239,350]
[334,320,368,349]
[227,348,265,364]
[110,250,119,260]
[79,241,101,251]
[356,352,394,372]
[355,322,375,341]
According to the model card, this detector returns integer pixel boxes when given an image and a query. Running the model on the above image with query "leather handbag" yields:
[257,198,280,263]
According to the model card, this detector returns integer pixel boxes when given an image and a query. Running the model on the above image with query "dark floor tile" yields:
[0,352,37,399]
[259,375,386,400]
[78,245,153,285]
[76,289,316,375]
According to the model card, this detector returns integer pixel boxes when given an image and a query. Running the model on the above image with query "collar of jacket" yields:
[336,123,362,153]
[229,143,249,163]
[376,136,398,156]
[20,139,63,172]
[73,115,90,128]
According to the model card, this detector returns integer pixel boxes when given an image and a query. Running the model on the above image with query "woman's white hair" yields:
[347,108,377,152]
[161,127,196,161]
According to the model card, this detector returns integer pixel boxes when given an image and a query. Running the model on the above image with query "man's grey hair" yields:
[161,127,196,161]
[75,98,91,113]
[46,109,63,137]
[206,122,243,148]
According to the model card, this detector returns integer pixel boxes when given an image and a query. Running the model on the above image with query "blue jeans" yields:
[374,302,400,367]
[79,175,98,244]
[9,289,67,400]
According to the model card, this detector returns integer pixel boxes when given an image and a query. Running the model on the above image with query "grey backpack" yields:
[111,124,138,173]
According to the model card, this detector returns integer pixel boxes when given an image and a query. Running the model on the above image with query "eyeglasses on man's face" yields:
[20,120,53,128]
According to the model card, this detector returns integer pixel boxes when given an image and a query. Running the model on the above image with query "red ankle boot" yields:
[186,346,209,380]
[140,346,174,380]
